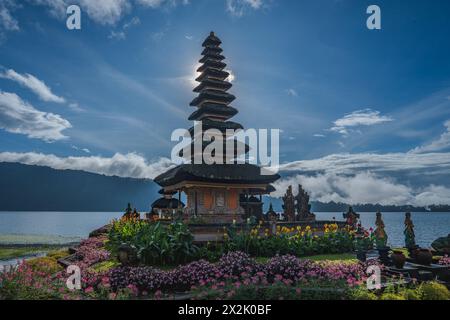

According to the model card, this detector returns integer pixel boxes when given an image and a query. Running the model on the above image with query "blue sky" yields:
[1,0,450,205]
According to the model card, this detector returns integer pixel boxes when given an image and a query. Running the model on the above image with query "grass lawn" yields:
[0,246,70,260]
[0,247,48,260]
[304,253,356,261]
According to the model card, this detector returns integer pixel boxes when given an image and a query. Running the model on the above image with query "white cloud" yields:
[410,120,450,154]
[0,151,173,179]
[226,0,265,17]
[123,16,140,29]
[151,30,166,41]
[137,0,190,8]
[108,30,126,40]
[285,88,298,97]
[274,150,450,206]
[272,172,450,206]
[0,1,20,43]
[31,0,67,18]
[32,0,189,25]
[0,91,71,141]
[414,185,450,207]
[313,134,325,138]
[0,6,19,31]
[68,102,85,112]
[280,152,450,175]
[71,145,91,153]
[0,69,65,103]
[330,108,393,136]
[31,0,130,25]
[75,0,131,25]
[108,16,140,40]
[137,0,165,7]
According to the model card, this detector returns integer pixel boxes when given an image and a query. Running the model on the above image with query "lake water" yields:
[0,211,449,247]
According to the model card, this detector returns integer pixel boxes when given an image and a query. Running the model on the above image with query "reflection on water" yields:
[0,252,47,272]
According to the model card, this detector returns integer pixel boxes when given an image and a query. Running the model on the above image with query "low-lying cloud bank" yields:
[280,152,450,175]
[0,151,173,179]
[275,152,450,206]
[1,150,450,206]
[271,172,450,207]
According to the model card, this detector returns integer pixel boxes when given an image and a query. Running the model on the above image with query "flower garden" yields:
[1,217,449,300]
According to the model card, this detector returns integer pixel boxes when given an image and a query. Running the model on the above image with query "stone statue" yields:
[282,185,295,221]
[294,184,315,221]
[374,211,388,248]
[404,212,416,249]
[343,206,360,229]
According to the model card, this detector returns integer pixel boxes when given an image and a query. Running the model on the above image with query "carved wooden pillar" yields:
[194,190,198,217]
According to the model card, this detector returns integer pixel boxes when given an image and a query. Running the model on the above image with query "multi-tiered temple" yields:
[154,32,280,223]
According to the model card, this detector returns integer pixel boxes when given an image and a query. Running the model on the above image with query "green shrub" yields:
[223,223,356,258]
[92,260,120,272]
[108,217,148,249]
[107,219,198,266]
[47,249,70,260]
[400,288,421,300]
[380,293,406,300]
[27,256,61,274]
[419,282,450,300]
[348,287,378,300]
[192,281,348,300]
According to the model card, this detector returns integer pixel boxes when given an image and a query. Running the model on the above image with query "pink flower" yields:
[127,284,139,296]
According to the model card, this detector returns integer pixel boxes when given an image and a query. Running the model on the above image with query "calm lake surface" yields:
[0,211,449,247]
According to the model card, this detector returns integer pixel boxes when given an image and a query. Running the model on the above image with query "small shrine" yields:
[266,203,278,222]
[149,189,185,220]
